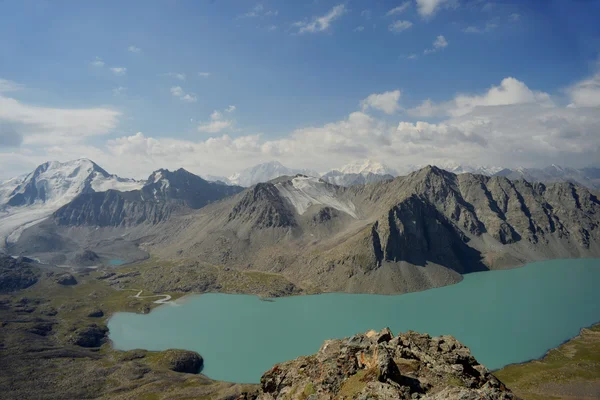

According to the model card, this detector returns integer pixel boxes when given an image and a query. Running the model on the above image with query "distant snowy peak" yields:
[0,159,144,209]
[338,160,398,176]
[228,161,319,187]
[275,176,358,219]
[431,162,503,177]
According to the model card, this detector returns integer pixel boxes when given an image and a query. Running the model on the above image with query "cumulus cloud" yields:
[361,90,402,114]
[424,35,448,54]
[0,121,23,147]
[293,4,346,34]
[386,2,411,16]
[198,108,235,133]
[408,77,552,117]
[128,45,141,53]
[0,79,24,93]
[567,72,600,107]
[198,72,211,78]
[0,93,120,146]
[3,74,600,180]
[354,26,365,32]
[110,67,127,76]
[170,86,197,103]
[389,20,413,33]
[416,0,451,17]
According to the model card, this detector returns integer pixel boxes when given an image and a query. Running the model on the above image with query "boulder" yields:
[70,324,108,347]
[56,273,77,286]
[87,308,104,318]
[157,349,203,373]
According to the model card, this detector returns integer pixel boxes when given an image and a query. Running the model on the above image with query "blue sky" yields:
[0,0,599,179]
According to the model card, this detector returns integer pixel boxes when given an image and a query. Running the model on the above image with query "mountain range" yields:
[3,158,599,294]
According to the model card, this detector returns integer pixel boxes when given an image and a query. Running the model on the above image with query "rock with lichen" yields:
[252,329,519,400]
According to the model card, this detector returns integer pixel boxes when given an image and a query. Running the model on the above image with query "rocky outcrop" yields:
[157,349,203,373]
[69,324,108,347]
[252,329,518,400]
[72,249,100,266]
[53,168,243,227]
[228,183,297,229]
[55,273,77,286]
[0,255,38,293]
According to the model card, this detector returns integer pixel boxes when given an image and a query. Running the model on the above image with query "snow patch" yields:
[276,176,358,219]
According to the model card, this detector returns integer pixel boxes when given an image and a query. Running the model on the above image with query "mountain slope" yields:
[0,159,144,251]
[142,166,600,294]
[0,159,143,208]
[53,168,244,227]
[495,165,600,190]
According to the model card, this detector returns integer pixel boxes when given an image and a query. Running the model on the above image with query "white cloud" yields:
[267,25,278,32]
[386,2,411,16]
[510,13,521,21]
[110,67,127,76]
[91,57,105,68]
[416,0,449,17]
[198,107,235,133]
[388,20,413,33]
[4,74,600,181]
[128,45,141,53]
[170,86,197,103]
[240,4,278,18]
[360,10,371,19]
[408,77,553,117]
[360,90,401,114]
[293,4,346,34]
[181,94,197,103]
[354,26,365,32]
[198,72,211,78]
[567,72,600,107]
[424,35,448,54]
[0,93,120,146]
[463,22,498,33]
[0,79,24,93]
[164,72,186,81]
[407,54,418,60]
[112,86,127,96]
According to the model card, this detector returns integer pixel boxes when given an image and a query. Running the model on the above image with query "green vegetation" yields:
[495,323,600,399]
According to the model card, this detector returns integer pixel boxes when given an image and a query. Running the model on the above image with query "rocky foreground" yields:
[247,329,518,400]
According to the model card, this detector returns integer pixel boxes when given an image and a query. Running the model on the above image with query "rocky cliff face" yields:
[146,166,599,294]
[52,168,244,227]
[249,329,518,400]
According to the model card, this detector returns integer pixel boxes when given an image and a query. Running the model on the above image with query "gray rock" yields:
[56,273,77,286]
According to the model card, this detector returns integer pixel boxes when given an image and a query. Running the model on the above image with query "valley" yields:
[1,158,600,399]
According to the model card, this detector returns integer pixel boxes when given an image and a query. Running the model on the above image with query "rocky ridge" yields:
[250,328,518,400]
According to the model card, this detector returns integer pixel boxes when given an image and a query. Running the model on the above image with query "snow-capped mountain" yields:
[0,159,144,208]
[274,176,358,218]
[432,162,503,177]
[320,160,397,187]
[228,161,319,187]
[337,160,398,176]
[0,159,144,250]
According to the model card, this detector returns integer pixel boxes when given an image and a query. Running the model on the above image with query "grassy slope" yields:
[495,324,600,400]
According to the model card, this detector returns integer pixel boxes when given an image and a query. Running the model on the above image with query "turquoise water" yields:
[109,259,126,265]
[108,258,600,383]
